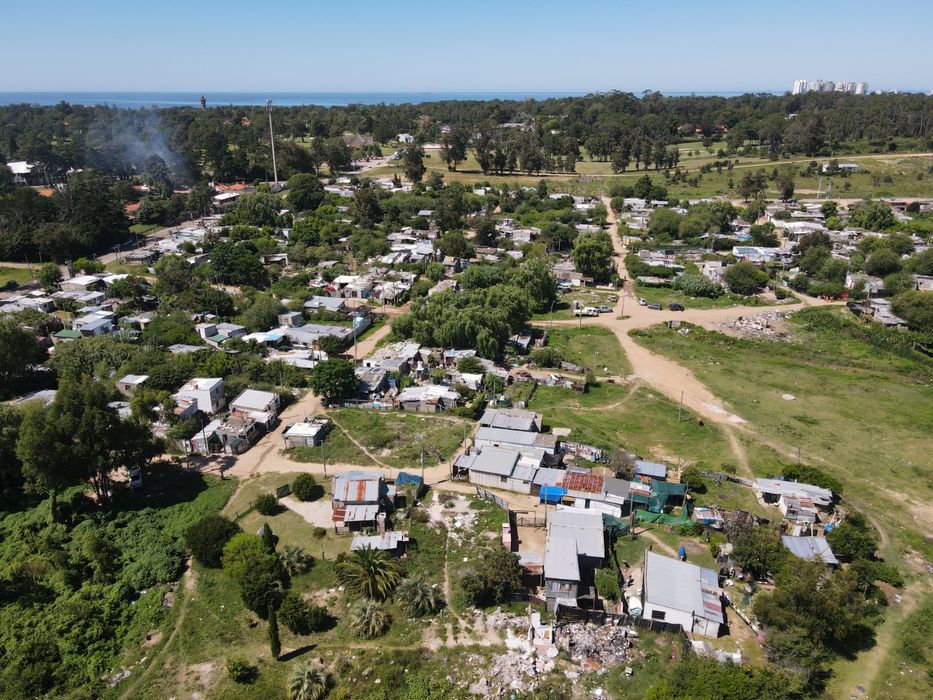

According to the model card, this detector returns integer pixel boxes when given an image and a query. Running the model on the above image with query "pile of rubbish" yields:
[558,623,639,667]
[475,651,557,695]
[721,312,788,338]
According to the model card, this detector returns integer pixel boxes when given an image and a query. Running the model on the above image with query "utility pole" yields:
[267,99,279,187]
[678,389,684,422]
[321,438,327,477]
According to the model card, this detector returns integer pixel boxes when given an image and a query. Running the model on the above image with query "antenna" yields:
[267,99,278,186]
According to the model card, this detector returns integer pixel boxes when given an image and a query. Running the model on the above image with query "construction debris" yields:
[720,311,791,339]
[558,623,640,667]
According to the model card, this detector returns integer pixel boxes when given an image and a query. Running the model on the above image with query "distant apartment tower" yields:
[792,79,807,95]
[793,79,867,95]
[854,82,868,95]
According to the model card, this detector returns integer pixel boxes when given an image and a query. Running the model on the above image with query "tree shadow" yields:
[110,461,210,513]
[278,644,317,662]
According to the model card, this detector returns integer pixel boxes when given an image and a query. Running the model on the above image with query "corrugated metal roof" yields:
[634,460,667,479]
[351,531,409,551]
[468,447,519,477]
[480,408,541,432]
[548,508,605,559]
[332,472,382,503]
[781,536,838,565]
[755,478,833,505]
[533,467,566,487]
[644,551,723,624]
[544,536,579,581]
[342,504,380,523]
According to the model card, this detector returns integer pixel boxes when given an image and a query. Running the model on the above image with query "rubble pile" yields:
[558,623,639,666]
[721,312,789,339]
[478,651,556,695]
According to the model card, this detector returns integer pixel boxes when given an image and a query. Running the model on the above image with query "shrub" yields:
[529,346,562,368]
[350,599,390,639]
[288,661,329,700]
[672,273,723,299]
[279,544,314,575]
[595,568,620,601]
[254,493,280,516]
[279,593,313,635]
[226,657,258,684]
[185,515,242,568]
[292,473,320,502]
[241,571,283,617]
[312,527,328,539]
[396,577,444,616]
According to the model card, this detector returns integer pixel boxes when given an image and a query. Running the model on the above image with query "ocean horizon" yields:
[0,90,779,109]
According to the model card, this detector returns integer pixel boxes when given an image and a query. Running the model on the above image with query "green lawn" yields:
[328,409,470,468]
[283,424,375,467]
[529,382,738,468]
[631,308,933,561]
[533,288,619,321]
[104,261,152,275]
[542,325,632,376]
[0,265,36,287]
[129,223,161,235]
[632,283,776,311]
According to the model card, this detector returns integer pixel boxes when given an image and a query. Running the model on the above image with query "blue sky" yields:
[3,0,932,92]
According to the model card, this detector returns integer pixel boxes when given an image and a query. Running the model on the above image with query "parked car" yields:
[647,303,662,310]
[637,297,647,306]
[595,305,613,313]
[669,303,685,311]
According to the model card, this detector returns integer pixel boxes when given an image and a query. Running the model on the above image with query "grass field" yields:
[283,424,375,467]
[129,223,162,235]
[328,408,470,468]
[541,325,632,377]
[529,381,739,468]
[533,288,619,321]
[631,308,933,561]
[0,265,36,287]
[632,283,783,311]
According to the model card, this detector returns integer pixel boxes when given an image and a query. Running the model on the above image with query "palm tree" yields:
[350,599,390,639]
[280,544,314,575]
[334,546,401,600]
[288,661,329,700]
[395,577,444,617]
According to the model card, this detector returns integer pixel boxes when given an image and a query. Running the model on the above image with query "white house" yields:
[175,377,226,415]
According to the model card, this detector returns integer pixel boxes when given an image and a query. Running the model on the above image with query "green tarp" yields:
[602,513,630,537]
[635,509,694,526]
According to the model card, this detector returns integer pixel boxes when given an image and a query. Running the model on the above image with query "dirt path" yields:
[119,564,195,700]
[327,414,390,468]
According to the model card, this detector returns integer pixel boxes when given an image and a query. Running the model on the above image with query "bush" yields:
[672,273,724,299]
[254,493,280,516]
[530,346,562,368]
[781,463,843,496]
[595,568,620,601]
[185,515,242,568]
[279,593,315,635]
[292,473,320,502]
[312,526,328,539]
[226,657,258,684]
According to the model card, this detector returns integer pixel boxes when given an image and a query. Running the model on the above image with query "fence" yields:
[329,400,395,411]
[555,604,690,639]
[699,471,754,486]
[515,513,547,528]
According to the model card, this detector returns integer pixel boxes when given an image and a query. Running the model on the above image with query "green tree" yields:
[291,473,319,501]
[457,356,484,374]
[288,662,329,700]
[648,208,682,240]
[0,317,46,396]
[349,598,390,638]
[473,217,498,246]
[891,291,933,332]
[350,185,382,224]
[435,230,471,259]
[440,125,470,171]
[209,242,267,288]
[286,173,325,212]
[308,358,358,402]
[396,576,444,616]
[335,546,402,599]
[723,262,766,295]
[223,191,280,227]
[778,169,795,201]
[732,528,787,580]
[240,294,283,331]
[185,515,242,567]
[848,200,895,231]
[864,249,902,277]
[401,145,426,183]
[37,262,62,290]
[268,603,281,659]
[572,230,614,283]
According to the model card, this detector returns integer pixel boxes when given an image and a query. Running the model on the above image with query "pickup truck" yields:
[573,306,599,317]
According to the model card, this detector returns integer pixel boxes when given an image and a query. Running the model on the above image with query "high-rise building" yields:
[792,79,807,95]
[854,82,868,95]
[792,79,868,95]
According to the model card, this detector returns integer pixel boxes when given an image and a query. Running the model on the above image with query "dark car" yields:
[647,303,663,310]
[669,303,685,311]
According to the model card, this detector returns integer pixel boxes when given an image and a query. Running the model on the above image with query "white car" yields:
[637,297,647,306]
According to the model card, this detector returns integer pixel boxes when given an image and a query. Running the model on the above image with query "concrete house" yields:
[641,551,724,637]
[282,418,331,448]
[229,389,280,429]
[460,447,546,495]
[116,374,149,396]
[474,426,557,455]
[175,377,226,415]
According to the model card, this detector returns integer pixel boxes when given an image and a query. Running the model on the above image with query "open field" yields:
[328,408,470,468]
[362,147,933,198]
[533,288,619,321]
[529,381,740,468]
[283,424,375,467]
[630,307,933,562]
[541,325,632,376]
[631,282,776,311]
[0,265,36,287]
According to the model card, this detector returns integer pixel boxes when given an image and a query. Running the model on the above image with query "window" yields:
[500,476,508,483]
[650,610,666,621]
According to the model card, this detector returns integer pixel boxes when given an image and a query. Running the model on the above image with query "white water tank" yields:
[627,597,642,617]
